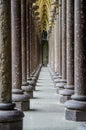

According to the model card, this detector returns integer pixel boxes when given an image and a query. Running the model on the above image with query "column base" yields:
[22,85,34,98]
[31,76,37,82]
[54,76,62,82]
[0,103,24,130]
[65,108,86,121]
[56,83,66,88]
[59,88,74,103]
[22,82,28,86]
[52,75,59,80]
[12,89,30,111]
[59,95,71,104]
[25,91,33,99]
[56,87,64,94]
[15,100,30,111]
[0,120,22,130]
[55,79,67,84]
[27,79,36,91]
[65,100,86,121]
[55,83,66,93]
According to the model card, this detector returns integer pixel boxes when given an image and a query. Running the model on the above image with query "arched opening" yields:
[42,40,48,66]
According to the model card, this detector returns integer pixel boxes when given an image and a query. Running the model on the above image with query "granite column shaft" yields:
[62,0,66,80]
[11,0,29,110]
[21,0,27,85]
[0,0,24,129]
[59,0,62,76]
[65,0,86,121]
[59,0,74,103]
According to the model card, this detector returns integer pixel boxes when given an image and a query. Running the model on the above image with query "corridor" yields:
[24,67,80,130]
[0,0,86,129]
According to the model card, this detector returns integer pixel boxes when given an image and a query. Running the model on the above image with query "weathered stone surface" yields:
[55,79,67,83]
[26,0,30,78]
[22,85,33,92]
[56,83,66,88]
[22,85,33,98]
[59,89,74,96]
[54,12,59,73]
[15,101,30,111]
[11,0,29,111]
[0,1,24,129]
[27,79,36,90]
[59,95,71,104]
[21,0,27,85]
[62,0,66,80]
[0,0,11,103]
[66,0,74,88]
[65,108,86,121]
[60,0,74,101]
[0,120,22,130]
[27,91,33,98]
[11,0,22,90]
[0,108,24,130]
[65,0,86,122]
[59,0,62,76]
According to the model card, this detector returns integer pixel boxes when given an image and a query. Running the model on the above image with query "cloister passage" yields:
[0,0,86,130]
[23,67,80,130]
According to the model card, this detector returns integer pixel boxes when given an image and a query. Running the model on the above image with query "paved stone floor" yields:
[23,67,80,130]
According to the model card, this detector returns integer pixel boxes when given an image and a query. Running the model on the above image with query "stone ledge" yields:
[15,101,30,111]
[65,108,86,121]
[59,95,71,104]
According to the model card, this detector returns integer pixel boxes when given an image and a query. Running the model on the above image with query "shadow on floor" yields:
[32,97,41,99]
[34,89,41,92]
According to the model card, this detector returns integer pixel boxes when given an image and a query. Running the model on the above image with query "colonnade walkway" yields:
[23,67,80,130]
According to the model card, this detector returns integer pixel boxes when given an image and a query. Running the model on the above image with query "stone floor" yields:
[23,67,81,130]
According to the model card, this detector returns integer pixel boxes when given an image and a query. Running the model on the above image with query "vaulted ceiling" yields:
[32,0,58,33]
[37,0,50,31]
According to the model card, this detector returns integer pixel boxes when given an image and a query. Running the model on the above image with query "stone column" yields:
[29,5,33,75]
[55,0,67,91]
[24,0,34,98]
[0,0,24,129]
[53,26,56,72]
[62,0,66,81]
[65,0,86,122]
[21,0,31,106]
[51,28,55,71]
[51,27,54,72]
[54,14,59,73]
[34,32,39,70]
[11,0,29,111]
[49,31,56,75]
[59,0,62,76]
[59,0,74,103]
[27,2,36,93]
[51,32,52,69]
[39,37,42,65]
[35,35,39,67]
[30,21,36,74]
[53,11,63,88]
[49,32,51,68]
[21,0,27,86]
[29,23,37,90]
[27,0,30,78]
[48,32,54,73]
[48,36,51,67]
[50,35,52,69]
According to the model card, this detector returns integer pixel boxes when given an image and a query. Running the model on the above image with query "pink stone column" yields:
[65,0,86,122]
[59,0,74,103]
[0,0,24,129]
[11,0,29,111]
